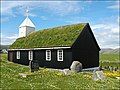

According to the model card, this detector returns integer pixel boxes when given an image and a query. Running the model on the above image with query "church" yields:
[8,10,100,70]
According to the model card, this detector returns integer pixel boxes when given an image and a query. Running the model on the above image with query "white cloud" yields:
[41,1,83,16]
[117,16,120,23]
[111,28,119,33]
[40,16,48,20]
[1,1,83,18]
[1,33,18,45]
[91,23,119,49]
[1,1,37,17]
[92,24,106,30]
[92,23,115,30]
[65,17,90,24]
[107,1,119,9]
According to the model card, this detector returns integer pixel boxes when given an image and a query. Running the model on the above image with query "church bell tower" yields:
[19,8,35,38]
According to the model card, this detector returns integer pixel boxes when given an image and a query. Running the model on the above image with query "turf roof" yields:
[9,23,87,49]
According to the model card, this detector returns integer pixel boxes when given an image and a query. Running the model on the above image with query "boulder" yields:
[63,69,72,75]
[92,71,106,81]
[70,61,82,73]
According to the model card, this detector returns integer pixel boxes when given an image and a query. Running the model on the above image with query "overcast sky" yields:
[1,0,119,49]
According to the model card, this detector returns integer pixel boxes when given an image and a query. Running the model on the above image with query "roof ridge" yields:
[36,23,88,31]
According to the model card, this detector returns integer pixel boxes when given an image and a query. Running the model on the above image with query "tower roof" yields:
[19,17,35,28]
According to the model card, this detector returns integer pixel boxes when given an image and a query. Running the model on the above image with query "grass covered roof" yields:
[9,23,87,49]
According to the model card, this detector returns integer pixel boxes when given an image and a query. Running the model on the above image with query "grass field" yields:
[100,54,119,61]
[0,54,120,89]
[0,53,8,61]
[100,54,120,68]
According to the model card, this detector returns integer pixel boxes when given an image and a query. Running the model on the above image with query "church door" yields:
[10,52,13,62]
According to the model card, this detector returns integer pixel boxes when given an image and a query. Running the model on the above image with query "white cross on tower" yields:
[26,7,29,17]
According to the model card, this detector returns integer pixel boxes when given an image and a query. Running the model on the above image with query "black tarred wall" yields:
[72,24,100,69]
[8,50,30,65]
[8,49,72,69]
[34,49,72,69]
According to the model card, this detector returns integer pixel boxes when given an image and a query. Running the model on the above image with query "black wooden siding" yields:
[8,49,72,69]
[72,49,99,69]
[34,49,72,69]
[8,50,29,65]
[72,24,99,69]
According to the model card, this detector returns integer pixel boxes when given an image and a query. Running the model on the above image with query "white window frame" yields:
[46,50,51,61]
[57,50,63,61]
[29,51,33,60]
[16,51,20,59]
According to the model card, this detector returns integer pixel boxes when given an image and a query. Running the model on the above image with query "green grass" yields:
[9,23,86,49]
[100,54,120,68]
[0,53,8,61]
[100,54,119,61]
[0,54,120,89]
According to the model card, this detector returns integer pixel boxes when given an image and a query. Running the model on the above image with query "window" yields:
[57,50,63,61]
[29,51,33,60]
[16,51,20,59]
[46,50,51,61]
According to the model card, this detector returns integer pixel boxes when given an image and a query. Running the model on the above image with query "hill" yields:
[0,45,10,49]
[100,48,119,54]
[108,48,120,54]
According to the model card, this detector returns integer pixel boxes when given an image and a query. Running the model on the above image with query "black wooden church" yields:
[8,16,100,69]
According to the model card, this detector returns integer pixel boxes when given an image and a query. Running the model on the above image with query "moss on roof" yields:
[9,23,87,49]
